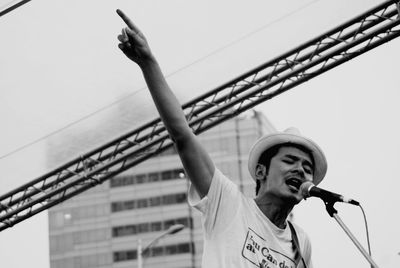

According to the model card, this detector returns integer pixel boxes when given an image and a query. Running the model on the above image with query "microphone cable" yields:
[358,204,372,257]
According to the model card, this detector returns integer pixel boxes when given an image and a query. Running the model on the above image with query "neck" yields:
[254,195,294,229]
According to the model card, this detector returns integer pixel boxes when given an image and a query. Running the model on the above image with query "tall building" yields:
[47,111,275,268]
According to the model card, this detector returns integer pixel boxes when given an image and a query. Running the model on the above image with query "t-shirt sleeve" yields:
[291,223,313,268]
[302,236,313,268]
[188,167,242,238]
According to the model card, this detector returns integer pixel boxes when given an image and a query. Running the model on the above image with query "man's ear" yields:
[255,164,267,181]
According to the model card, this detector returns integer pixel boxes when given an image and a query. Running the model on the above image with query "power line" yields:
[0,0,32,17]
[0,0,323,160]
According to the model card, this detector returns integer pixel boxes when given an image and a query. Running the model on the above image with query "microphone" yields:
[300,181,359,206]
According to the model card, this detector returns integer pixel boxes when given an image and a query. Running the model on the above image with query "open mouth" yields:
[286,178,302,191]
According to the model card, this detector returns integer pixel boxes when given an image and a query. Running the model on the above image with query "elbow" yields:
[168,125,194,144]
[173,131,194,148]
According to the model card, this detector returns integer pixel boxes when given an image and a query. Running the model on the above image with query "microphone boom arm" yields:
[324,201,379,268]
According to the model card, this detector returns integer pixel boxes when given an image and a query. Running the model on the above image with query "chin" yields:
[283,193,302,205]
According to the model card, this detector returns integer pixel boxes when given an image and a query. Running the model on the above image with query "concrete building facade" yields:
[47,111,275,268]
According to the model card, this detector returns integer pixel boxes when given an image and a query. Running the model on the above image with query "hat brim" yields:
[248,132,327,185]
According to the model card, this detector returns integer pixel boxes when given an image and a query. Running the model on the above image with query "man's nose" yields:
[292,162,305,176]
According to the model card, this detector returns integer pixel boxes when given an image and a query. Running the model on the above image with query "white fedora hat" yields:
[248,127,327,185]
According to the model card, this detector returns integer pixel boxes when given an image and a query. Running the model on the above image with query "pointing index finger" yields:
[116,9,140,33]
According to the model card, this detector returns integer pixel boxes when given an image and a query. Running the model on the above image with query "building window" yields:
[113,225,137,237]
[113,250,138,262]
[161,170,173,180]
[112,216,192,238]
[111,192,187,213]
[137,174,147,184]
[110,168,185,188]
[137,223,149,233]
[148,172,159,182]
[149,196,161,207]
[177,243,190,253]
[113,242,194,262]
[151,222,162,232]
[137,199,148,209]
[151,246,163,257]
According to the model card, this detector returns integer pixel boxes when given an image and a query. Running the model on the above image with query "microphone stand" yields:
[324,200,379,268]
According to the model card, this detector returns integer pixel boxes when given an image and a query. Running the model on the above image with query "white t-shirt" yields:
[189,168,313,268]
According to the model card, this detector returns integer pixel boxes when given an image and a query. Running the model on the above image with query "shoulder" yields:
[288,221,312,250]
[288,221,309,238]
[288,221,313,264]
[188,167,242,207]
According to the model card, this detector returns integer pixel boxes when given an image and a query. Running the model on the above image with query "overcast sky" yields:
[1,0,399,267]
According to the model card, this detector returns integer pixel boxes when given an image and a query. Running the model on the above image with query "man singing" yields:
[116,9,327,268]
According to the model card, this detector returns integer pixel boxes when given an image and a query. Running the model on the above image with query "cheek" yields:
[266,163,289,183]
[265,171,284,187]
[305,173,314,182]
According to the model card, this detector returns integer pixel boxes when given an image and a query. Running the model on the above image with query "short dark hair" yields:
[254,142,314,195]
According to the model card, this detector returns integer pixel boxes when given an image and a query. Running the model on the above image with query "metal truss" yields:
[1,0,399,231]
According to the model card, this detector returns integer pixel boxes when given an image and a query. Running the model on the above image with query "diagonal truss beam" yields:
[0,0,399,231]
[0,0,33,18]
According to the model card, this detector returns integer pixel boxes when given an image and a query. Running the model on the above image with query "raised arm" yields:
[116,9,214,198]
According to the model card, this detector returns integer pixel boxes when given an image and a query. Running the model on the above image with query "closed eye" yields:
[283,156,313,174]
[303,165,313,174]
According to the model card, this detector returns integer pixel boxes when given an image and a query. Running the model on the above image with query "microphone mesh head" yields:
[300,181,314,198]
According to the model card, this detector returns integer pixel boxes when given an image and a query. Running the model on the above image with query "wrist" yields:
[138,54,158,69]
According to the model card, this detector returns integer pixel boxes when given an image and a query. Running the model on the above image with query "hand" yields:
[116,9,154,66]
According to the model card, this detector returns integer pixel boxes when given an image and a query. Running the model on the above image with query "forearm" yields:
[139,58,214,197]
[140,58,192,140]
[116,10,214,197]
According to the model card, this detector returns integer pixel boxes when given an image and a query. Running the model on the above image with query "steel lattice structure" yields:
[0,0,399,232]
